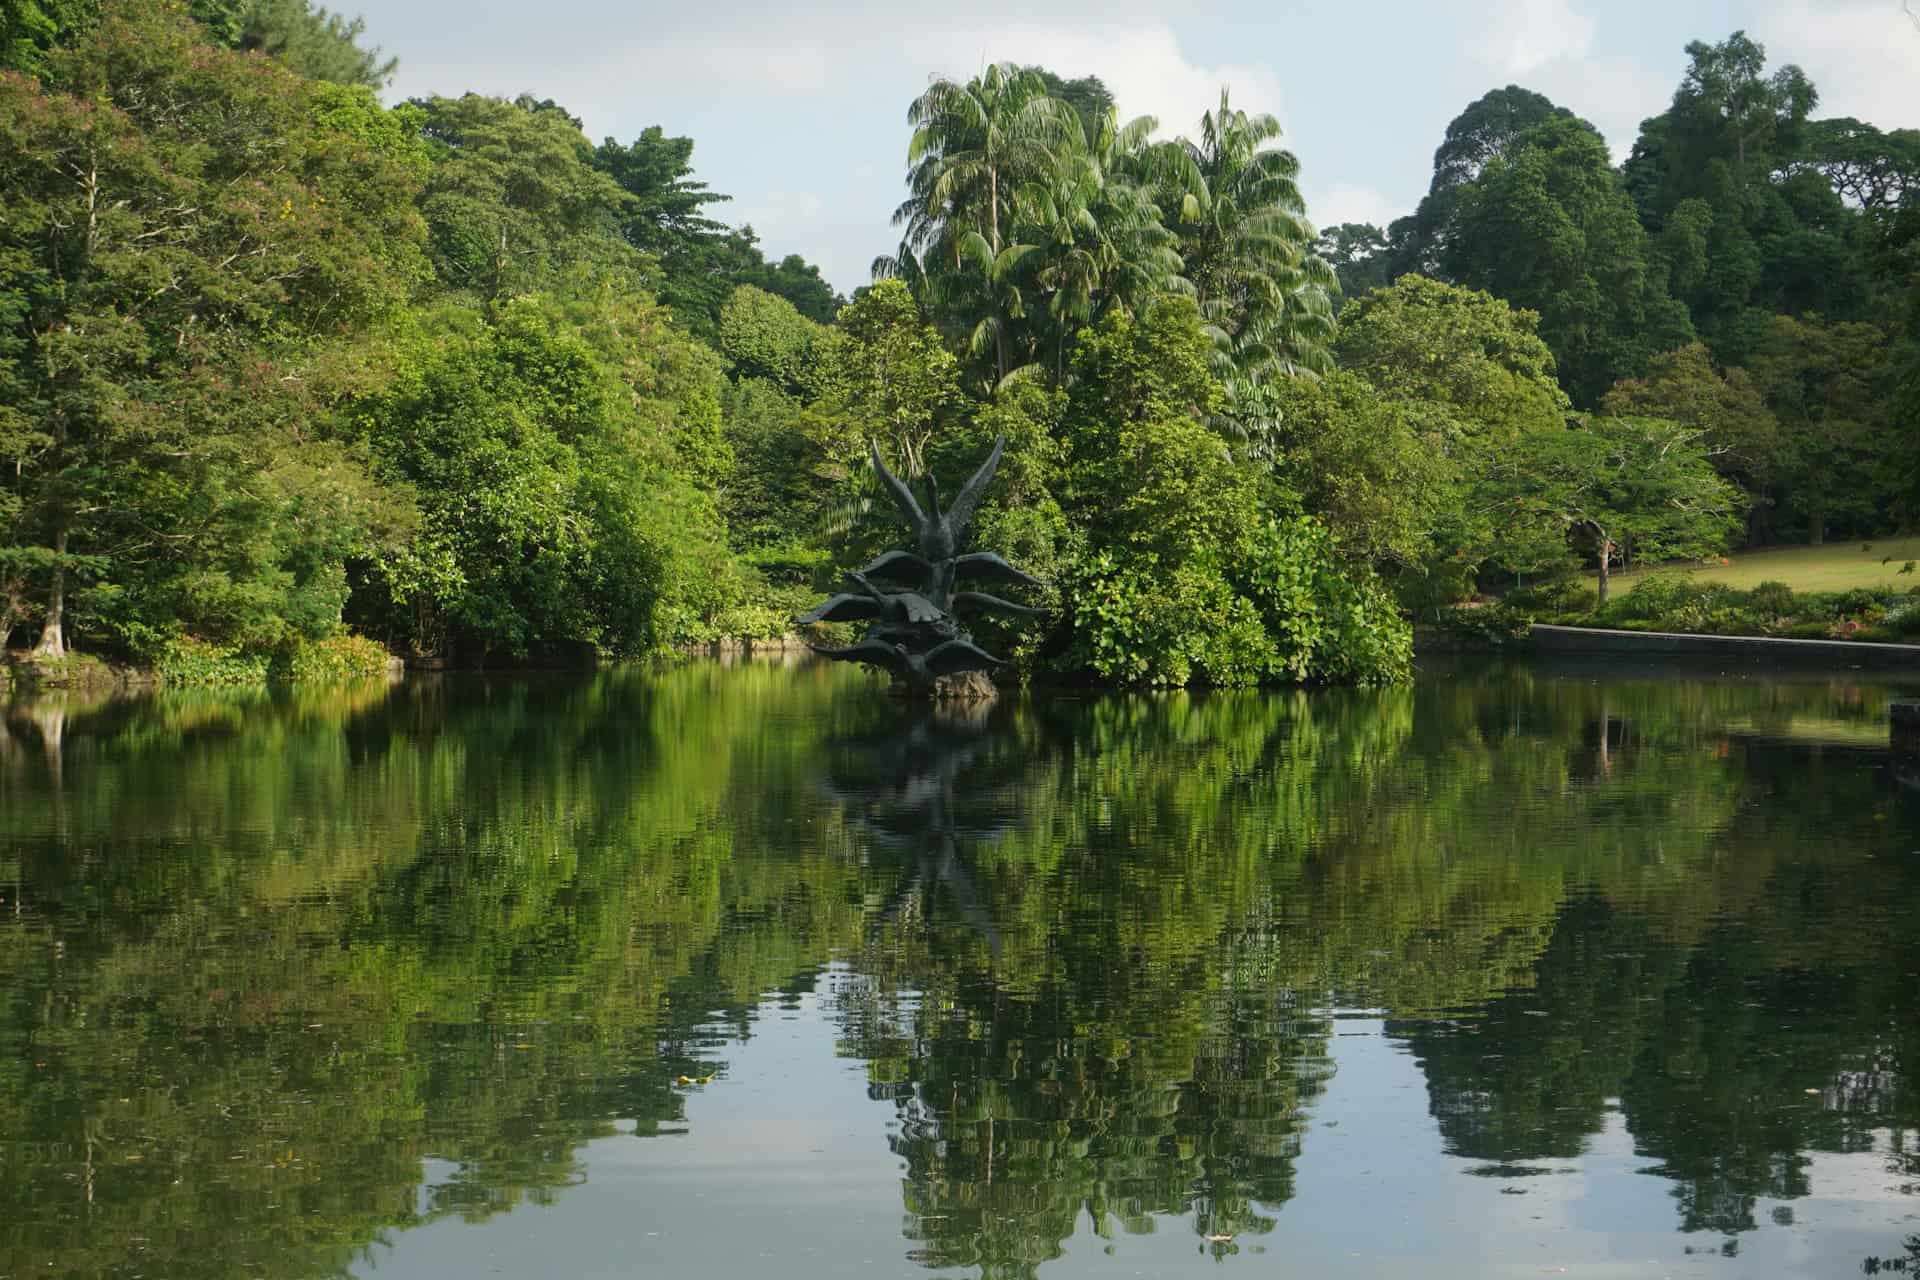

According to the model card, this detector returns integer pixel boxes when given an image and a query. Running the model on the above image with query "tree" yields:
[220,0,395,87]
[1260,370,1459,572]
[1331,277,1574,598]
[343,286,736,660]
[1163,89,1336,386]
[1053,298,1410,686]
[884,63,1081,384]
[1602,344,1779,537]
[1623,32,1839,358]
[593,125,730,257]
[1486,416,1746,602]
[413,93,640,305]
[733,249,840,323]
[4,0,396,86]
[1747,313,1890,545]
[1800,118,1920,212]
[812,279,959,483]
[716,284,819,391]
[0,0,90,76]
[1440,115,1693,405]
[1314,222,1395,300]
[0,1,425,657]
[1389,86,1590,278]
[592,130,842,336]
[1020,65,1114,151]
[1630,31,1816,197]
[1333,276,1570,440]
[1017,107,1185,377]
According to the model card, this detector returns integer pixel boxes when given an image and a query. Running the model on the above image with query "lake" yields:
[2,657,1917,1279]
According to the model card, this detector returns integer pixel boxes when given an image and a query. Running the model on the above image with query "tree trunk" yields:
[988,167,999,258]
[1808,498,1825,546]
[1595,536,1612,606]
[32,527,66,659]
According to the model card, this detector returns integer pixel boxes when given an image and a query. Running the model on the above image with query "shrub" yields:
[1882,599,1920,638]
[1062,518,1411,687]
[155,637,272,686]
[1595,572,1702,623]
[1502,575,1595,616]
[1434,602,1535,646]
[269,634,393,683]
[1747,580,1795,619]
[1828,588,1887,620]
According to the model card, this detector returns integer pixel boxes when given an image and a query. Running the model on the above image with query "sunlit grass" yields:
[1598,538,1920,594]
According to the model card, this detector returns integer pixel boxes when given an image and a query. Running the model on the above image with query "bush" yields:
[1747,580,1795,619]
[1502,575,1595,616]
[1061,518,1411,688]
[1596,572,1711,624]
[1882,599,1920,638]
[156,633,395,686]
[269,634,393,683]
[1820,588,1887,623]
[1428,600,1537,649]
[154,637,272,686]
[1579,578,1920,643]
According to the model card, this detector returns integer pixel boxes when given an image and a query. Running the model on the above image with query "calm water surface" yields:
[2,658,1918,1279]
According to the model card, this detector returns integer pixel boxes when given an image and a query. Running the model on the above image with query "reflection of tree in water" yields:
[0,667,874,1279]
[3,666,1920,1275]
[1393,726,1920,1247]
[820,699,1333,1278]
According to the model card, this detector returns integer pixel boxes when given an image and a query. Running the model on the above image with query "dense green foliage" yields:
[0,1,837,676]
[1,7,1915,677]
[1483,569,1920,645]
[1339,32,1915,580]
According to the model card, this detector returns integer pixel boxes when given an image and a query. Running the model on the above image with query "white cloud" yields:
[939,22,1288,139]
[1309,182,1401,231]
[1753,0,1920,132]
[1485,0,1597,73]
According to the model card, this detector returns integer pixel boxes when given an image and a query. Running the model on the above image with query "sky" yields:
[352,0,1920,294]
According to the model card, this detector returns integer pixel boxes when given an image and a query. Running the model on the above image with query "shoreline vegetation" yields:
[1,6,1914,690]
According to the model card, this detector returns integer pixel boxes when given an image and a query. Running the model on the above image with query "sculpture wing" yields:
[896,592,948,625]
[924,638,1005,677]
[870,438,927,533]
[797,594,882,626]
[812,638,910,678]
[952,591,1046,620]
[952,552,1042,588]
[858,550,934,585]
[941,434,1006,542]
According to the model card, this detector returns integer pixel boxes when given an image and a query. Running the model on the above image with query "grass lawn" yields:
[1596,537,1920,595]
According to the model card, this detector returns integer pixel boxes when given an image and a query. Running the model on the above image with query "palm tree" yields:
[1162,90,1336,386]
[878,64,1081,385]
[1018,110,1189,377]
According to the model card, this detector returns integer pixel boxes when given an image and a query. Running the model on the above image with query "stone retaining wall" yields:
[1530,624,1920,669]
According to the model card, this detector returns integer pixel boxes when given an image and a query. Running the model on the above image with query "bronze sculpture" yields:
[798,435,1043,696]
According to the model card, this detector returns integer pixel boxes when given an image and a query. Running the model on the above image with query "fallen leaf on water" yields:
[1206,1234,1234,1243]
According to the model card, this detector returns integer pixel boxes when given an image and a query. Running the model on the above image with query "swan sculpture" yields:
[797,434,1045,696]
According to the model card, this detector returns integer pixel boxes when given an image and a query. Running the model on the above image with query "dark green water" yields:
[2,658,1918,1279]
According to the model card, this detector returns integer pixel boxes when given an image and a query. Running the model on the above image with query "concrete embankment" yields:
[1529,624,1920,669]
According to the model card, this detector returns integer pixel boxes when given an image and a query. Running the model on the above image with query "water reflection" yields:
[0,662,1916,1278]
